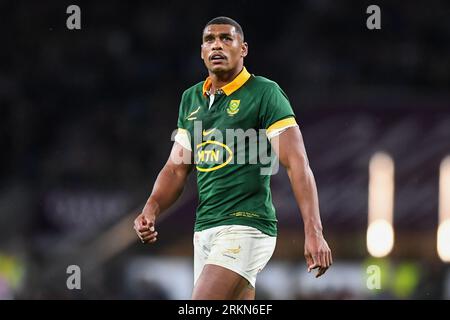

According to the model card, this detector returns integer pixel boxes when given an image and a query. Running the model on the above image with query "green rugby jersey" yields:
[176,67,297,236]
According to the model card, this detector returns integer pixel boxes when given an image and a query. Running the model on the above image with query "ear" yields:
[200,44,204,59]
[241,42,248,58]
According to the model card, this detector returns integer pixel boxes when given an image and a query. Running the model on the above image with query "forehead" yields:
[203,24,239,37]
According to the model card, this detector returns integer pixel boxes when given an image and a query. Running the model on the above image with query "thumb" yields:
[147,220,155,232]
[308,257,319,272]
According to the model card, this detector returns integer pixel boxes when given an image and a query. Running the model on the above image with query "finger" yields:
[142,232,158,242]
[321,252,328,268]
[316,268,324,278]
[137,232,150,243]
[320,251,328,268]
[325,251,331,267]
[306,260,314,271]
[134,220,146,231]
[134,216,146,229]
[139,235,152,243]
[139,230,157,238]
[313,254,321,267]
[316,253,323,268]
[308,263,318,273]
[308,255,319,272]
[137,223,155,233]
[145,220,154,230]
[329,251,333,266]
[137,226,150,233]
[304,253,312,269]
[148,237,157,244]
[316,266,328,278]
[138,220,155,232]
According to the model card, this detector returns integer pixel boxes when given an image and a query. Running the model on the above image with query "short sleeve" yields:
[259,83,297,140]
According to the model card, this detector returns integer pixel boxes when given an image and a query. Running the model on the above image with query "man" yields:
[134,16,332,300]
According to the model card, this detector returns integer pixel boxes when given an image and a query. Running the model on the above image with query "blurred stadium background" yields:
[1,0,449,299]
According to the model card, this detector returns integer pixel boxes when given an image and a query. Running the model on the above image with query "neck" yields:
[209,65,243,93]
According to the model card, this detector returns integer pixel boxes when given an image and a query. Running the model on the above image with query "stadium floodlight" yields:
[438,156,450,262]
[367,152,395,258]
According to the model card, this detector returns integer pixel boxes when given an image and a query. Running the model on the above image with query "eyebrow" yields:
[203,32,234,40]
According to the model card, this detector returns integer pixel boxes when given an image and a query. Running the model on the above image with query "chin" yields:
[209,65,229,74]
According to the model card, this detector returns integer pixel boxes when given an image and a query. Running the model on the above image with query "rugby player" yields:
[134,16,332,300]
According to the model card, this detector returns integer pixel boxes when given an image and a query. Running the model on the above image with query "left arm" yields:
[271,126,333,278]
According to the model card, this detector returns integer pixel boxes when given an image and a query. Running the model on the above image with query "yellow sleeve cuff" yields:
[266,117,297,134]
[267,117,297,133]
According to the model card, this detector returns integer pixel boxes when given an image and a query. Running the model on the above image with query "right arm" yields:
[134,141,193,244]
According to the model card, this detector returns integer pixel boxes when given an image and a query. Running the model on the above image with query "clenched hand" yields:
[134,212,158,244]
[304,233,332,278]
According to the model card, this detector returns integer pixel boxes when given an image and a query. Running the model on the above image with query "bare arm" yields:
[272,126,332,277]
[134,141,193,244]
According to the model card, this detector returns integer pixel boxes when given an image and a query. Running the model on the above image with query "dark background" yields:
[0,0,449,299]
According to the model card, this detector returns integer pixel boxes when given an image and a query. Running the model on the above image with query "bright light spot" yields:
[367,152,395,258]
[438,156,450,263]
[368,152,394,222]
[437,220,450,262]
[367,220,394,258]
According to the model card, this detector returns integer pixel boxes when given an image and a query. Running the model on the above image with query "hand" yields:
[133,209,158,244]
[304,233,332,278]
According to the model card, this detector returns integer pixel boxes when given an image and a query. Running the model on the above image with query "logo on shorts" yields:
[223,245,241,255]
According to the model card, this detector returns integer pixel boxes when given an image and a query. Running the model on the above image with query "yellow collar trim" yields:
[202,67,251,96]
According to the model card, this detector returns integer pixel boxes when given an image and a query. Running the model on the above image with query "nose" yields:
[212,38,223,50]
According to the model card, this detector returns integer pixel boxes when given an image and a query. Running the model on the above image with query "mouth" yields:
[209,53,227,64]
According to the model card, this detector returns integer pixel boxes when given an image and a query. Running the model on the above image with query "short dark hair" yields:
[204,16,244,40]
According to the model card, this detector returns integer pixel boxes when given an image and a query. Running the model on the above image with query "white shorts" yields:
[193,225,277,288]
